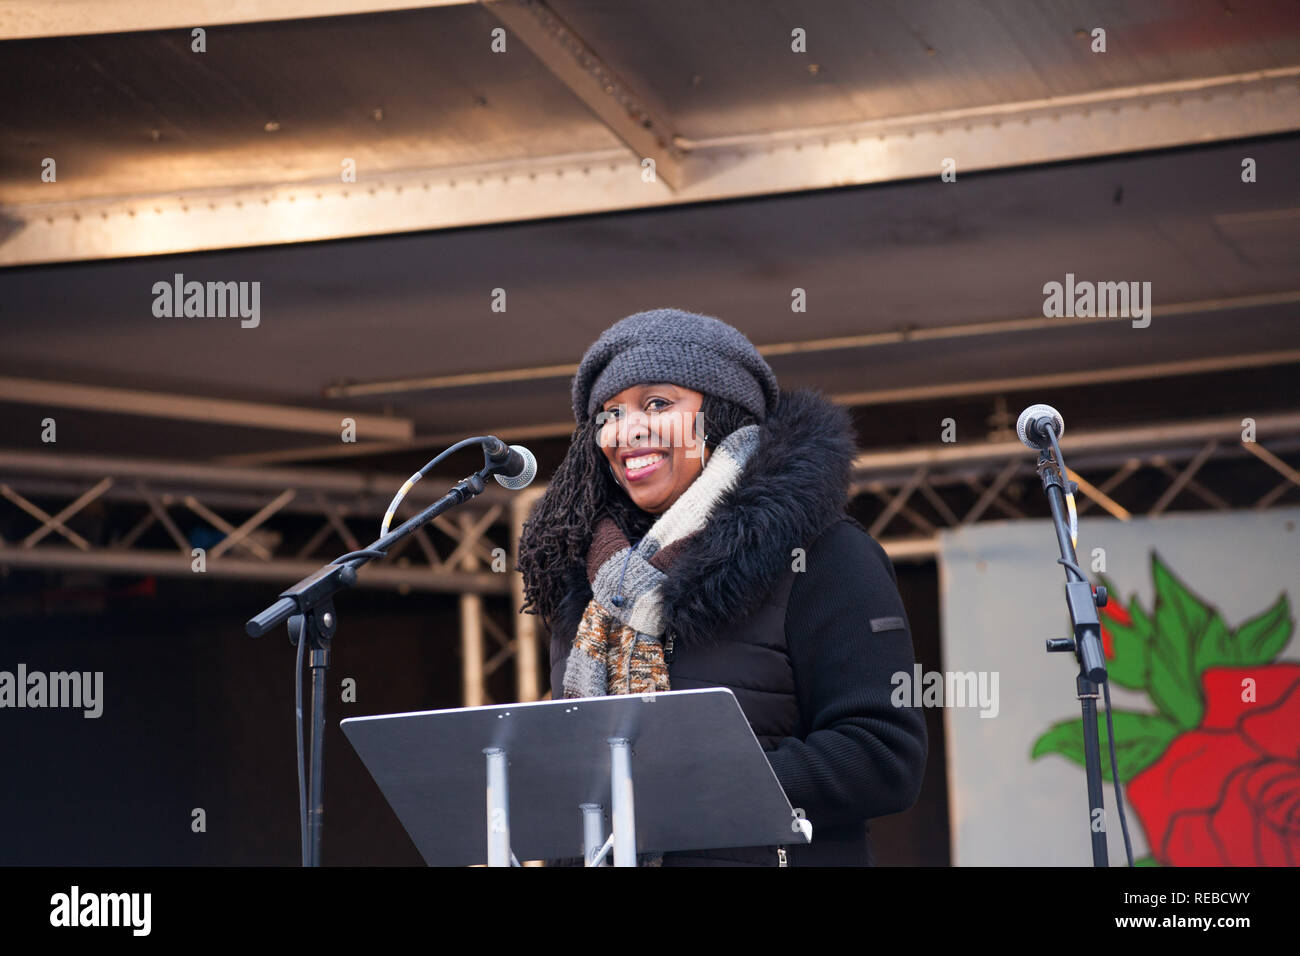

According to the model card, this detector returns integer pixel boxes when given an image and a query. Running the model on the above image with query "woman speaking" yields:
[516,308,927,866]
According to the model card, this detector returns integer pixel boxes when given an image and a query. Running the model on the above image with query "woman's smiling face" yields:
[597,383,709,515]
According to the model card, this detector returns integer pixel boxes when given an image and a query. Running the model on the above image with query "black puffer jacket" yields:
[548,388,927,865]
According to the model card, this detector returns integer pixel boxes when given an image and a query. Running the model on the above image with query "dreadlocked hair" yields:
[517,391,760,632]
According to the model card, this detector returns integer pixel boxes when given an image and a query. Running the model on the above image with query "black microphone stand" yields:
[245,448,503,866]
[1035,426,1111,867]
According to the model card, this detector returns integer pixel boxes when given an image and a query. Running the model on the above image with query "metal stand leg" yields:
[1078,676,1109,866]
[608,737,636,867]
[484,747,510,867]
[580,803,609,866]
[308,642,329,867]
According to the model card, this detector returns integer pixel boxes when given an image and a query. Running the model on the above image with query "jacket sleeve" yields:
[765,518,928,828]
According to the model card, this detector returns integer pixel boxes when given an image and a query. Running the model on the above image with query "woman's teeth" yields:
[625,451,667,472]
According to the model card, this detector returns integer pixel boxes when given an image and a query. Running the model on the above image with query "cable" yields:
[1048,428,1079,549]
[331,548,389,566]
[1102,679,1137,866]
[1056,556,1088,583]
[287,435,496,866]
[293,436,490,865]
[1043,417,1130,865]
[294,619,308,867]
[379,436,489,536]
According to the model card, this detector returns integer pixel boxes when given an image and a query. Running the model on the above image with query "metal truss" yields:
[0,448,545,704]
[3,410,1298,705]
[853,411,1300,560]
[0,448,519,591]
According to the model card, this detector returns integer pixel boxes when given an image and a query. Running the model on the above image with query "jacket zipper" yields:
[663,624,781,867]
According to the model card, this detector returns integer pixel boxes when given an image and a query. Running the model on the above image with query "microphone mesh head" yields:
[1016,403,1064,450]
[494,445,538,490]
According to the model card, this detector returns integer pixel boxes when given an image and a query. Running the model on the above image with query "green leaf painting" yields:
[1086,554,1294,730]
[1032,710,1179,783]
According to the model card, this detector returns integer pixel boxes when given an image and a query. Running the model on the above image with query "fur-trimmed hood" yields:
[551,387,858,648]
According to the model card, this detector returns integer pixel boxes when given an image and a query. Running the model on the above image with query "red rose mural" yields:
[1031,552,1297,866]
[1128,664,1300,866]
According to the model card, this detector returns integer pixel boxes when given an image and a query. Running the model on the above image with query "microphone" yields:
[1017,403,1077,547]
[380,435,538,536]
[483,437,538,490]
[1016,403,1065,451]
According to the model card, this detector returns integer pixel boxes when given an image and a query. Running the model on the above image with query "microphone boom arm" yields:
[244,440,509,868]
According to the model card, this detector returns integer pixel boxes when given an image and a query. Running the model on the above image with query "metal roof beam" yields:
[223,344,1300,467]
[851,412,1300,472]
[0,447,516,509]
[8,66,1295,266]
[0,546,509,592]
[0,0,475,41]
[321,290,1300,401]
[0,375,413,441]
[484,0,686,189]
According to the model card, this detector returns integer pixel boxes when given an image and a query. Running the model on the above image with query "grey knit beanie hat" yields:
[571,308,780,424]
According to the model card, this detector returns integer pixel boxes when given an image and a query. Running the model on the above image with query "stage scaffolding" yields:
[2,410,1298,706]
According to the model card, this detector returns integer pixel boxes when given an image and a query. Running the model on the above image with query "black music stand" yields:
[341,687,812,866]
